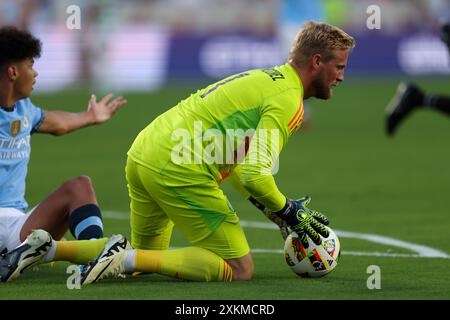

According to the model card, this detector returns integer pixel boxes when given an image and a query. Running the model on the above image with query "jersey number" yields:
[200,73,250,99]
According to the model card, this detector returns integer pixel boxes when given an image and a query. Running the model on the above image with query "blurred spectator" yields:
[0,0,47,30]
[1,0,449,92]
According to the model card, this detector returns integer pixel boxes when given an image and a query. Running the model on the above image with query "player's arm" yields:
[235,91,330,245]
[37,94,127,135]
[238,122,330,245]
[227,165,290,240]
[226,165,250,199]
[237,91,294,212]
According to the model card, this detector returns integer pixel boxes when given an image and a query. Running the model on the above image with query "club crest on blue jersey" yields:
[10,120,21,137]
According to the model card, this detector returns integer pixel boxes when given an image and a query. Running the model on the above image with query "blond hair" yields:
[289,21,355,65]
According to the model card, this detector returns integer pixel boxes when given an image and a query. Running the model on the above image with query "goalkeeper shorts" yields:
[125,156,250,259]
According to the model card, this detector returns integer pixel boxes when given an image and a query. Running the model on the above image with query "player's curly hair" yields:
[289,21,355,66]
[0,26,41,68]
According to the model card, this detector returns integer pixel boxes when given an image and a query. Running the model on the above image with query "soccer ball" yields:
[283,226,341,278]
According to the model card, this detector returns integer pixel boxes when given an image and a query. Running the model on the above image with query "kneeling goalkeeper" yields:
[82,21,355,283]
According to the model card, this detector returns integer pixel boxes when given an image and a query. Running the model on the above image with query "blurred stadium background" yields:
[1,0,449,91]
[1,0,450,299]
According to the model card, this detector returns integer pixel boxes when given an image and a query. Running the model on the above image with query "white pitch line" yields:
[239,220,450,259]
[250,248,427,259]
[103,211,450,259]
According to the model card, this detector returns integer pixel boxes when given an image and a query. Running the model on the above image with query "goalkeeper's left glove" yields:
[249,196,289,240]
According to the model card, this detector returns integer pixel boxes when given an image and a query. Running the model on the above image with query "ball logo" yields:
[322,239,336,257]
[308,249,327,272]
[284,252,295,266]
[312,261,325,272]
[291,237,307,262]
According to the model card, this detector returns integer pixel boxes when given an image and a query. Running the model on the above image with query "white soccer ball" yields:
[283,226,341,278]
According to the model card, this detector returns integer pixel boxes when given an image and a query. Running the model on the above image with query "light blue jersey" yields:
[0,98,44,211]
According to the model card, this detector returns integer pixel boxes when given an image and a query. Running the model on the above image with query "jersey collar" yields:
[0,103,16,112]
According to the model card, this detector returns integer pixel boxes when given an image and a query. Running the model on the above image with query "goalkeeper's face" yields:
[312,49,349,100]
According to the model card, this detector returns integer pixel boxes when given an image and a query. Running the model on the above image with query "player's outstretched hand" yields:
[88,93,127,124]
[275,196,329,247]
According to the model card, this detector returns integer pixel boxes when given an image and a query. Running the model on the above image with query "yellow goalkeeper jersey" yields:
[128,63,304,212]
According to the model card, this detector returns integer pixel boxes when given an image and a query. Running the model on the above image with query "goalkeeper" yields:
[82,21,355,283]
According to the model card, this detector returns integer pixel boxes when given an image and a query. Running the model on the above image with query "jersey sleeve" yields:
[26,99,45,134]
[237,89,303,212]
[225,164,251,199]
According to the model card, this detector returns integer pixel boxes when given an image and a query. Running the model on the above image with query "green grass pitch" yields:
[1,76,450,300]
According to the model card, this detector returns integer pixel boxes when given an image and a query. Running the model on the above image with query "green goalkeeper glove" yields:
[274,196,329,247]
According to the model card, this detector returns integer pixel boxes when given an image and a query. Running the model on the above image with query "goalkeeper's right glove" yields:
[274,196,330,247]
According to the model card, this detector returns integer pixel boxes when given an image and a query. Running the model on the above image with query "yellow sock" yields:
[53,238,108,264]
[135,247,232,282]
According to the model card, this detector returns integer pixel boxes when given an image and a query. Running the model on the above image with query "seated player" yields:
[0,26,127,281]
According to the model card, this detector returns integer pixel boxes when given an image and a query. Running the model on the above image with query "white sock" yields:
[124,249,136,273]
[43,240,57,262]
